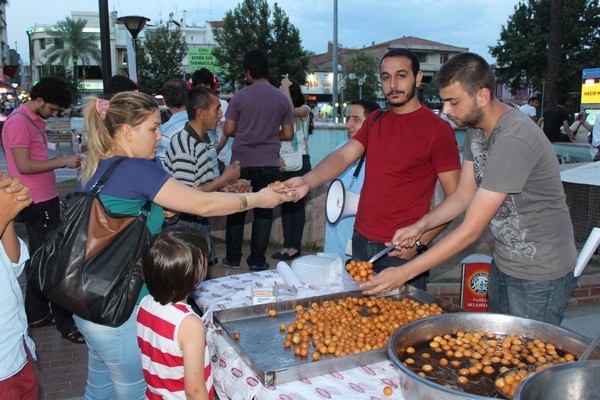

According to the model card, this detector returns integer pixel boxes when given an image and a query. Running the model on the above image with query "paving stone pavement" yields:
[29,325,87,400]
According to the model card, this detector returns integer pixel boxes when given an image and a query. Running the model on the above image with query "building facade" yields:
[24,10,224,96]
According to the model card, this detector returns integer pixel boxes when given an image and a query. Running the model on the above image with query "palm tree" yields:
[44,17,101,87]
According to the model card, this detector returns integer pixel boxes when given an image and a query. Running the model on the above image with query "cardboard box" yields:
[252,287,276,305]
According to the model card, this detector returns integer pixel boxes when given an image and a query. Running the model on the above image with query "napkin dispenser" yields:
[291,253,343,285]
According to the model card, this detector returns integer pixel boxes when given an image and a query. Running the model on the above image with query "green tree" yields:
[44,17,101,88]
[342,51,379,101]
[489,0,600,107]
[137,26,188,95]
[213,0,308,90]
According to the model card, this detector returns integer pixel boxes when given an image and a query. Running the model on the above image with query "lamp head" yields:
[117,15,151,40]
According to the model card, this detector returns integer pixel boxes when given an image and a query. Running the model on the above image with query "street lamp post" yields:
[332,0,338,110]
[358,74,366,99]
[117,15,150,87]
[11,82,18,106]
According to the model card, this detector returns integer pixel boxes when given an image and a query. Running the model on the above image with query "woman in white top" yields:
[272,76,312,260]
[569,111,593,144]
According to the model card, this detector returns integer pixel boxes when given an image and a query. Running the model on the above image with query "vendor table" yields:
[193,269,406,400]
[560,162,600,243]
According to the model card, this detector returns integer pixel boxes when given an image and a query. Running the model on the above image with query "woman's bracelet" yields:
[238,194,248,212]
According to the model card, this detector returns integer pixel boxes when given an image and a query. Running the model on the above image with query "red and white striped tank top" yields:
[137,296,214,400]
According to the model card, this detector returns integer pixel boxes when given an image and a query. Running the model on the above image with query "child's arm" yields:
[178,314,210,400]
[0,174,32,262]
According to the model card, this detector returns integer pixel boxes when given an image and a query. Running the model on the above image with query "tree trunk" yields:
[545,0,563,108]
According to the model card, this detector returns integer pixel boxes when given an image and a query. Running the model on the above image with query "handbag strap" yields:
[91,157,152,216]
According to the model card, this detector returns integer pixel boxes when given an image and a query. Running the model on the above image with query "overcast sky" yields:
[7,0,521,65]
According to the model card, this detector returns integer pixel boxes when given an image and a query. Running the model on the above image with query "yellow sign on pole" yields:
[581,68,600,104]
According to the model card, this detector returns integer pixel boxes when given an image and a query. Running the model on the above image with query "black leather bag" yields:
[27,158,152,326]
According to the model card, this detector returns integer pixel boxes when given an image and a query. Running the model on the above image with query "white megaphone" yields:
[325,179,360,224]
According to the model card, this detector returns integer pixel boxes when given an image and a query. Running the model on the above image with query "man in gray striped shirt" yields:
[164,86,241,264]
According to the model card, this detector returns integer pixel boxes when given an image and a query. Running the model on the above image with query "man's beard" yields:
[385,85,416,107]
[450,105,483,128]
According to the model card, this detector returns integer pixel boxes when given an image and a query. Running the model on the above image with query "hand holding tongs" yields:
[367,243,397,263]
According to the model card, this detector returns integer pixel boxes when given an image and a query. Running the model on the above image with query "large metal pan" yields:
[387,312,600,399]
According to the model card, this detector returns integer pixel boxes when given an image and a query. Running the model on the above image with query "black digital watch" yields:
[415,239,428,255]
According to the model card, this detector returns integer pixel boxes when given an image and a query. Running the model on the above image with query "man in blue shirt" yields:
[156,79,190,165]
[324,100,380,261]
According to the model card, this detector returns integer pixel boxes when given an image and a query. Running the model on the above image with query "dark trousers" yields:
[279,155,311,249]
[226,166,280,266]
[21,197,76,334]
[352,230,429,291]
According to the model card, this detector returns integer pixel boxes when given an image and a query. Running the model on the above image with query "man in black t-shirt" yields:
[537,94,574,142]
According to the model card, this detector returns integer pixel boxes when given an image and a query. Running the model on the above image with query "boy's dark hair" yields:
[105,75,138,97]
[380,48,420,77]
[243,49,269,80]
[142,226,208,305]
[556,94,567,106]
[350,99,381,117]
[30,76,72,108]
[186,86,216,120]
[528,96,539,103]
[435,52,496,99]
[191,68,216,89]
[161,78,189,109]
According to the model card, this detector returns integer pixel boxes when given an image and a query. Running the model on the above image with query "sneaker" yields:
[249,263,270,272]
[222,258,240,269]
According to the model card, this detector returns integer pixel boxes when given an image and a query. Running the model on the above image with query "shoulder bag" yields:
[27,158,152,326]
[279,115,307,172]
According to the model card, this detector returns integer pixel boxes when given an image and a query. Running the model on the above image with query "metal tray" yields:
[212,286,464,386]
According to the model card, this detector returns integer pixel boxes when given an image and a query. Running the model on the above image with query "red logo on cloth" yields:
[315,388,332,398]
[349,382,365,393]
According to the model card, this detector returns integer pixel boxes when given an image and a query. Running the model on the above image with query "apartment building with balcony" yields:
[25,10,223,95]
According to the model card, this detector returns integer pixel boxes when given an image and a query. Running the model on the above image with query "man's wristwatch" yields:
[415,239,428,255]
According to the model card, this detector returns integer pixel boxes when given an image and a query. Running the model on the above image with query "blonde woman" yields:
[76,91,293,400]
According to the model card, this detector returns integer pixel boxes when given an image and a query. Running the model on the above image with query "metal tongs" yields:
[367,243,397,263]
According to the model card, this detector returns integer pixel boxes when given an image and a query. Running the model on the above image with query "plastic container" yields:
[290,253,343,285]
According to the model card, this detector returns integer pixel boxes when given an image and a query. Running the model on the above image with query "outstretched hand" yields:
[257,182,298,207]
[359,266,411,295]
[283,176,310,201]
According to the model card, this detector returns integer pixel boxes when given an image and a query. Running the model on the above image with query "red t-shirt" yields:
[352,106,460,242]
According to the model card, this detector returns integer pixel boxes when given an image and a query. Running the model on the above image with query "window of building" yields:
[440,53,449,64]
[39,38,46,50]
[414,52,428,64]
[53,38,64,49]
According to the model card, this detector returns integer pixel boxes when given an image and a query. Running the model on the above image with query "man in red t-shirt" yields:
[288,49,461,290]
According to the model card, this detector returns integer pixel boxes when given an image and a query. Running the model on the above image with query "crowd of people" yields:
[0,47,587,399]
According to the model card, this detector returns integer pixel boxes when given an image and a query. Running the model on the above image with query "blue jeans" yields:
[279,155,311,249]
[166,215,217,262]
[74,310,145,400]
[226,166,279,266]
[352,231,429,291]
[488,260,578,325]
